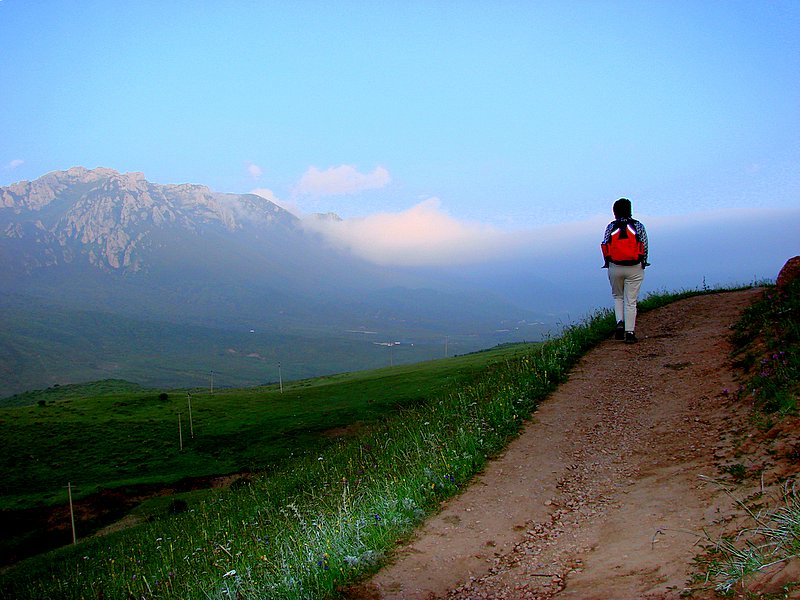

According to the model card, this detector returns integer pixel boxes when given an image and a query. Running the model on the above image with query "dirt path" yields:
[346,289,796,599]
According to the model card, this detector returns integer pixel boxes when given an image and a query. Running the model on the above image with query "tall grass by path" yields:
[730,278,800,415]
[0,288,742,599]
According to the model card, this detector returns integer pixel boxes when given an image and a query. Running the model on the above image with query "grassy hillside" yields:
[2,285,784,599]
[0,345,532,511]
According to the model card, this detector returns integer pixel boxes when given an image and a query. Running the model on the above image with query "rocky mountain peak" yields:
[0,167,294,273]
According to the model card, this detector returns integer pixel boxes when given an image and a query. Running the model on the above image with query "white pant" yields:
[608,263,644,332]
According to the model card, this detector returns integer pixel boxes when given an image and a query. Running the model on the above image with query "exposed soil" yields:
[0,472,253,568]
[344,289,800,599]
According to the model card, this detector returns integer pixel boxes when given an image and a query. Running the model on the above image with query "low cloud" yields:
[295,165,390,196]
[302,197,519,266]
[252,177,800,286]
[644,207,800,284]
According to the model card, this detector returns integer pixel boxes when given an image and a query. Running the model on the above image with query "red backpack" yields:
[601,220,644,264]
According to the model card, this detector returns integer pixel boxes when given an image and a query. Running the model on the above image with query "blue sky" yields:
[1,1,798,286]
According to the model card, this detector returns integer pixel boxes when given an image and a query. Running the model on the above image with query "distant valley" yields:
[0,167,550,398]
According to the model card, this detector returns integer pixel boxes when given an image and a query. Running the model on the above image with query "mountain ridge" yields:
[1,166,295,273]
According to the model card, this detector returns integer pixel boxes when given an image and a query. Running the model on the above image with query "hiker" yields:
[600,198,649,344]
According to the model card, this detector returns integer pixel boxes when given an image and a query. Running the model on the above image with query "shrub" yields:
[731,279,799,414]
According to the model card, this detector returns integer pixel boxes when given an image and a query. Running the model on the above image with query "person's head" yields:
[613,198,632,219]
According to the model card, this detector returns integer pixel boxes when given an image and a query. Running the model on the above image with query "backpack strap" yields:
[613,218,638,241]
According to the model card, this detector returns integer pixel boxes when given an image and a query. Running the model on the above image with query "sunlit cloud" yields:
[295,165,390,196]
[5,159,24,170]
[302,197,520,266]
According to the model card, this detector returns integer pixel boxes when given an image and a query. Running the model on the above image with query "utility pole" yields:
[210,370,214,395]
[178,413,183,450]
[278,362,283,394]
[67,482,76,544]
[187,392,194,438]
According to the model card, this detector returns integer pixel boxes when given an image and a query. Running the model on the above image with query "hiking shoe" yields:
[624,331,637,344]
[614,321,625,340]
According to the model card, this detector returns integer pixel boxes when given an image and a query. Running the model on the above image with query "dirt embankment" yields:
[0,473,252,568]
[346,289,800,599]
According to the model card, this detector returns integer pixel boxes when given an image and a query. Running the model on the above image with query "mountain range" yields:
[0,167,547,398]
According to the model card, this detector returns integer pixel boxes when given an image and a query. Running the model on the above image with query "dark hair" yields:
[613,198,632,219]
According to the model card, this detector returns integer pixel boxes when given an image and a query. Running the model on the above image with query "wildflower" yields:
[317,553,330,570]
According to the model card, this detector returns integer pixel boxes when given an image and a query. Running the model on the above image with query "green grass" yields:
[730,278,800,415]
[0,344,547,569]
[0,379,149,407]
[0,345,532,511]
[0,286,755,599]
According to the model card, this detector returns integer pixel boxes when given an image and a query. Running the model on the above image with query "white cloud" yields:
[246,162,263,179]
[5,159,24,170]
[295,165,390,196]
[302,197,519,266]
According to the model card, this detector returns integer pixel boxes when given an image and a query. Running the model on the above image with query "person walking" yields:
[601,198,649,343]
